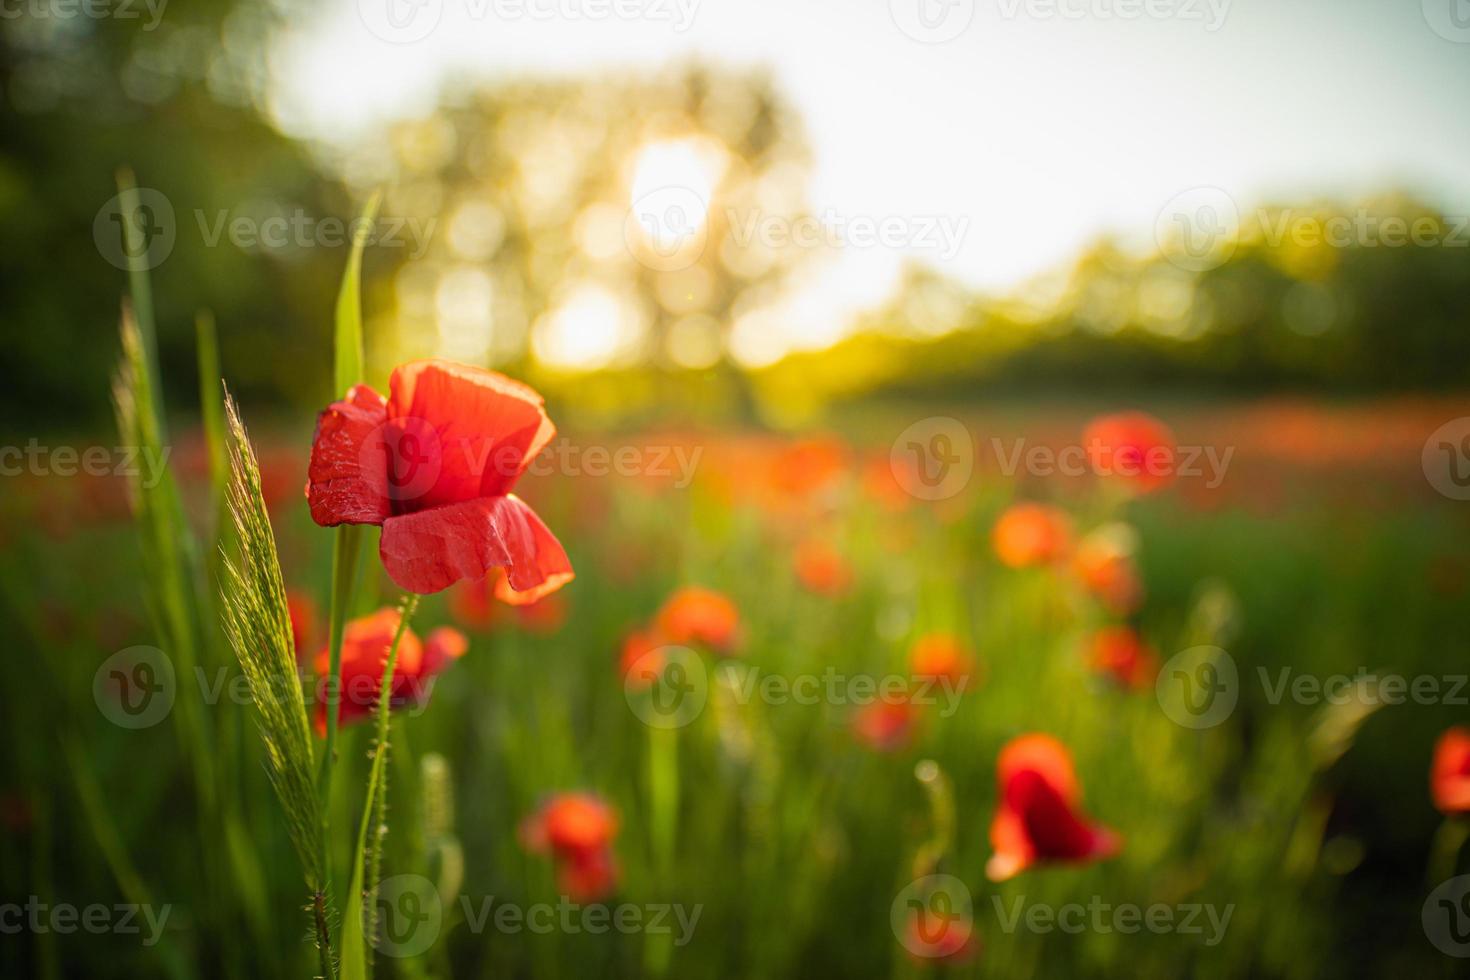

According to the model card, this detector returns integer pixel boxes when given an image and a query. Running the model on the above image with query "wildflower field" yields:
[5,3,1470,976]
[2,220,1468,978]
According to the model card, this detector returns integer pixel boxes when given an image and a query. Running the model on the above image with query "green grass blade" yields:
[333,190,381,398]
[196,311,230,539]
[115,168,164,432]
[341,596,418,980]
[218,391,324,891]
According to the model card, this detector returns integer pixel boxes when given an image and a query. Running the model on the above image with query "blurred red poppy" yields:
[286,589,318,666]
[902,906,978,964]
[986,733,1119,881]
[992,502,1072,568]
[1083,411,1176,494]
[656,586,740,653]
[619,628,664,689]
[306,359,573,600]
[1431,726,1470,815]
[520,792,620,901]
[794,537,853,596]
[852,699,918,752]
[909,632,974,688]
[1073,524,1144,616]
[1086,626,1158,690]
[310,608,467,733]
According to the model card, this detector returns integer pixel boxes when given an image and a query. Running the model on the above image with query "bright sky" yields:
[270,0,1470,358]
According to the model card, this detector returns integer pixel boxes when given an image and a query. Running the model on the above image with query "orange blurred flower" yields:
[1431,727,1470,815]
[1072,524,1144,616]
[450,572,568,633]
[909,632,974,688]
[852,699,918,752]
[862,454,915,512]
[619,628,665,689]
[311,609,467,733]
[991,502,1072,568]
[794,537,854,596]
[767,437,848,502]
[987,734,1119,881]
[656,586,740,653]
[521,792,620,901]
[1083,411,1176,494]
[1086,626,1158,690]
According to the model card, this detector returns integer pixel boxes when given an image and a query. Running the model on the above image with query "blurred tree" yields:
[0,0,349,428]
[351,64,815,424]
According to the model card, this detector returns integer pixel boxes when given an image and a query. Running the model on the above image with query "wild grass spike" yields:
[218,390,324,894]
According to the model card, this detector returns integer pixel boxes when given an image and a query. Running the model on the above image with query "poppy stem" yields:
[1428,816,1470,886]
[319,524,366,924]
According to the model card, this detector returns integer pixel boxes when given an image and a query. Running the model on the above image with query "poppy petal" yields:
[306,385,393,526]
[386,360,556,511]
[378,494,573,597]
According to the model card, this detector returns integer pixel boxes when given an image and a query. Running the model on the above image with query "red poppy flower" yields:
[619,628,665,689]
[520,793,620,901]
[305,360,573,600]
[852,699,918,752]
[1086,626,1158,690]
[1431,727,1470,815]
[902,906,978,964]
[794,537,853,596]
[1072,524,1144,616]
[656,586,740,653]
[310,608,467,733]
[992,503,1072,568]
[286,589,319,666]
[1083,412,1176,494]
[909,632,975,688]
[986,733,1119,881]
[556,846,620,903]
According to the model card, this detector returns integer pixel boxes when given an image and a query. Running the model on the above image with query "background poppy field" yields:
[4,1,1470,977]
